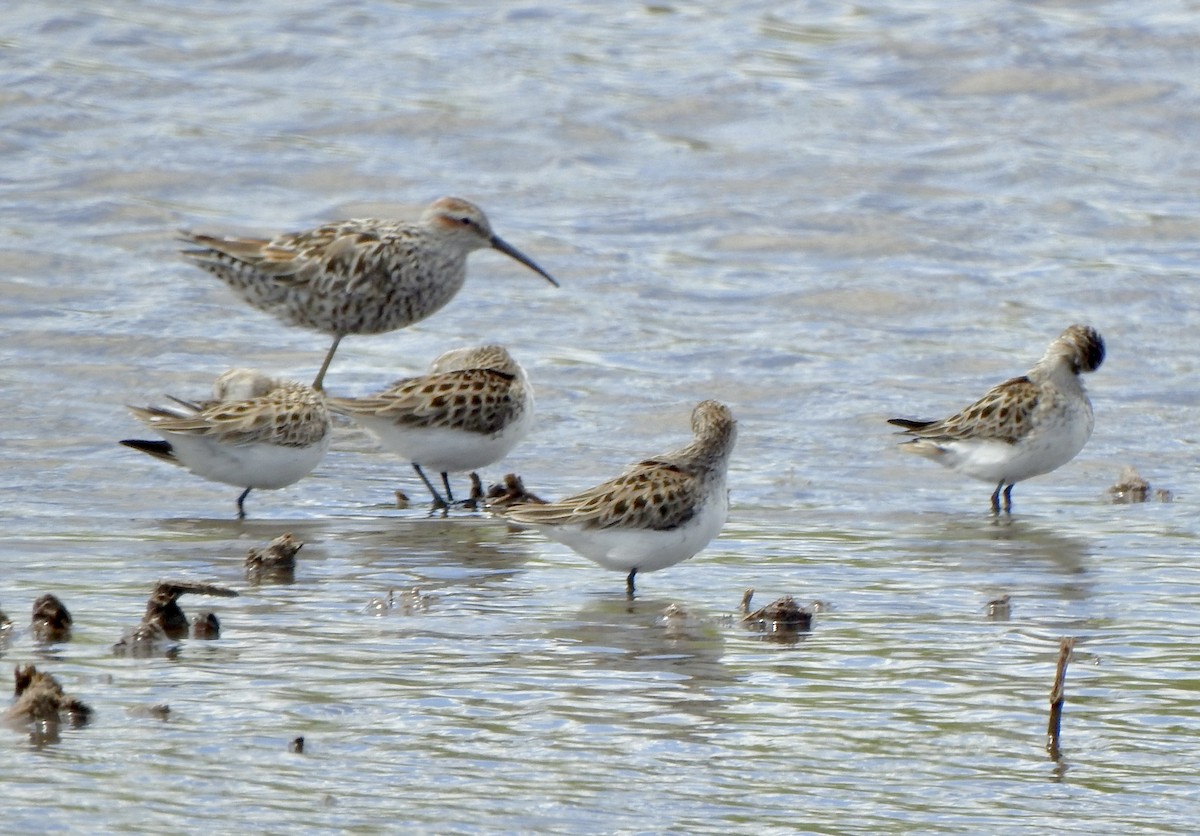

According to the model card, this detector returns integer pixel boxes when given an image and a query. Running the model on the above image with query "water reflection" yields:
[560,596,727,675]
[157,516,347,542]
[156,514,534,587]
[543,596,733,739]
[909,515,1093,591]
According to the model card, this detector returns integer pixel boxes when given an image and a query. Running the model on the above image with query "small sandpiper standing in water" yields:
[179,197,559,391]
[503,400,737,595]
[888,324,1105,514]
[327,345,533,510]
[120,368,331,518]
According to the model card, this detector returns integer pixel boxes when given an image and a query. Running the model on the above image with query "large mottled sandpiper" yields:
[120,368,331,518]
[327,345,533,510]
[888,324,1105,514]
[179,197,559,391]
[503,400,736,595]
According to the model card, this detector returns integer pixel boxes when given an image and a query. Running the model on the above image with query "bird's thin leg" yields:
[990,483,1003,515]
[311,335,342,392]
[441,472,455,505]
[1002,484,1014,514]
[626,568,637,598]
[412,464,448,510]
[236,487,252,519]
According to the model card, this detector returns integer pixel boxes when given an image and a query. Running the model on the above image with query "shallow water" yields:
[3,0,1200,832]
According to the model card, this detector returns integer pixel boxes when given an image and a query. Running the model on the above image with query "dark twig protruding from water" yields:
[468,472,485,509]
[289,736,305,754]
[1046,637,1076,760]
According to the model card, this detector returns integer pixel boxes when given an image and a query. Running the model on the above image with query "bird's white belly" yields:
[938,404,1093,484]
[538,490,728,574]
[168,434,330,489]
[355,410,531,473]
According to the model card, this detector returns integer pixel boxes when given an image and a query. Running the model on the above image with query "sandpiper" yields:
[888,324,1105,513]
[327,345,534,510]
[120,368,331,518]
[503,400,736,595]
[179,197,559,391]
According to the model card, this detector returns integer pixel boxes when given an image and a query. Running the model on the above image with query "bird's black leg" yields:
[626,568,637,598]
[1002,484,1014,514]
[990,483,1003,515]
[412,464,448,511]
[311,335,342,393]
[236,487,252,519]
[441,472,455,505]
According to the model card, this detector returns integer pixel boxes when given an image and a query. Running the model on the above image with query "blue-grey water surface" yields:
[2,1,1200,832]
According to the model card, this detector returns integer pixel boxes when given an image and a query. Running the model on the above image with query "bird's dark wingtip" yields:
[120,438,176,462]
[887,418,935,431]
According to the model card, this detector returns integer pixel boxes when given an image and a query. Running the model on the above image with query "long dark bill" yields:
[491,235,560,287]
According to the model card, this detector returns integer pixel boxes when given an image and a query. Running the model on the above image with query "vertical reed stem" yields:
[1046,637,1076,759]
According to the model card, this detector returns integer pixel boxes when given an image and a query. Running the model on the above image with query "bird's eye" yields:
[458,217,472,226]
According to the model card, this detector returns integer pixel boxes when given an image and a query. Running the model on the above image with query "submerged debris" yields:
[363,587,431,616]
[127,704,171,721]
[483,473,546,510]
[114,581,238,657]
[986,595,1012,621]
[245,533,302,583]
[31,594,73,644]
[364,589,395,617]
[661,601,689,627]
[190,612,221,639]
[663,602,690,623]
[739,588,814,642]
[395,588,431,615]
[1109,466,1173,503]
[5,665,92,731]
[113,620,176,659]
[660,602,700,639]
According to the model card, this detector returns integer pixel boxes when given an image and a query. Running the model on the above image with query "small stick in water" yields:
[1046,637,1076,759]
